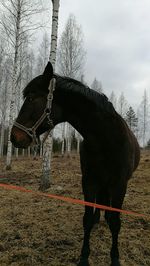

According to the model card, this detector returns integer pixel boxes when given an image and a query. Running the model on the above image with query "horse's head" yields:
[11,62,61,148]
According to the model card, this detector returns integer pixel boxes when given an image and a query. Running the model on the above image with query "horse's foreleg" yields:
[109,211,121,266]
[78,200,95,266]
[109,183,127,266]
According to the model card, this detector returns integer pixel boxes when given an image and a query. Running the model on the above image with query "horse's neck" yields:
[55,78,116,141]
[57,88,99,138]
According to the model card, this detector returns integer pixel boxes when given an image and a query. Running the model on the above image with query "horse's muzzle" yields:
[11,126,32,148]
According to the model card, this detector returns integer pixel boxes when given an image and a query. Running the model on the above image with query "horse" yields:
[11,61,140,266]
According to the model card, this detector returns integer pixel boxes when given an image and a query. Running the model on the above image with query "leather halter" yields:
[13,77,56,145]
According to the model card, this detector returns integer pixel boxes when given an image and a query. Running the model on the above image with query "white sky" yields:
[41,0,150,108]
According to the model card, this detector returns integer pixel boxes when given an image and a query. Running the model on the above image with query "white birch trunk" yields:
[0,125,5,157]
[28,147,31,158]
[40,0,60,190]
[40,143,43,158]
[22,149,25,157]
[61,123,65,156]
[33,147,37,160]
[77,133,80,153]
[66,123,72,156]
[15,148,19,159]
[6,63,19,169]
[6,0,21,169]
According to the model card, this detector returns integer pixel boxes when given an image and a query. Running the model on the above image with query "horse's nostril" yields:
[10,127,32,148]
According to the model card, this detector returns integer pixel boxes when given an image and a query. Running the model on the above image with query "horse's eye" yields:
[28,96,33,102]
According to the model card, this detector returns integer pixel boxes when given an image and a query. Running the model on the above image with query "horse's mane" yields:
[55,75,116,114]
[23,74,116,114]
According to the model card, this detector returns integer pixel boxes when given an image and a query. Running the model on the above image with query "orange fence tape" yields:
[0,183,149,219]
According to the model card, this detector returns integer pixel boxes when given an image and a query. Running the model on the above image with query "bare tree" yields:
[61,123,65,156]
[57,14,86,78]
[36,32,50,74]
[91,78,102,93]
[117,92,128,118]
[23,50,35,87]
[0,32,13,157]
[40,0,60,190]
[1,0,43,169]
[66,123,72,156]
[57,14,86,156]
[0,58,12,157]
[138,89,150,147]
[109,91,117,109]
[0,38,5,87]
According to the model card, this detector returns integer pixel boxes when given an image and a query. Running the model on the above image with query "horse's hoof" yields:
[110,257,121,266]
[77,257,90,266]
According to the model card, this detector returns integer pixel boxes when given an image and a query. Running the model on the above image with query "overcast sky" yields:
[43,0,150,107]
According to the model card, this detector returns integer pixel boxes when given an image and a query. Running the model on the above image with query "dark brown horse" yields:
[11,62,140,266]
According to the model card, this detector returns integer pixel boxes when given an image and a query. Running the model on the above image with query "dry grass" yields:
[0,151,149,266]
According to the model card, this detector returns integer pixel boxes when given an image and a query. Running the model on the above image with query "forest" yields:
[0,0,150,163]
[0,1,150,266]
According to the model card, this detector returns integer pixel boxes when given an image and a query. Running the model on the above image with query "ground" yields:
[0,150,149,266]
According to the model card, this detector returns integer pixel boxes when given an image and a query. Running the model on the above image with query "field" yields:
[0,150,150,266]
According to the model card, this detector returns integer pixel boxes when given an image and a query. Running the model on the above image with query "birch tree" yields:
[91,78,102,93]
[66,123,72,156]
[57,14,86,78]
[109,91,117,109]
[24,51,35,87]
[57,14,86,156]
[0,41,12,157]
[117,92,128,118]
[40,0,60,190]
[36,32,50,74]
[0,38,5,87]
[61,123,65,156]
[1,0,43,169]
[146,139,150,149]
[0,61,12,157]
[138,89,150,147]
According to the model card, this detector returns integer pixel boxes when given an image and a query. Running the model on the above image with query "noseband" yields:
[13,78,56,145]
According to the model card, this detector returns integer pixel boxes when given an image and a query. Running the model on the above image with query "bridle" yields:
[13,77,56,145]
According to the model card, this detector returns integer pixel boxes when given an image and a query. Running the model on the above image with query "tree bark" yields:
[61,123,65,156]
[40,0,60,191]
[6,0,21,170]
[0,124,5,157]
[66,123,72,157]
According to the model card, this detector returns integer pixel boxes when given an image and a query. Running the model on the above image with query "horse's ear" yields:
[43,61,53,80]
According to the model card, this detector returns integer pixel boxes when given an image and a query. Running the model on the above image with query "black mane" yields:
[23,74,115,114]
[55,75,116,114]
